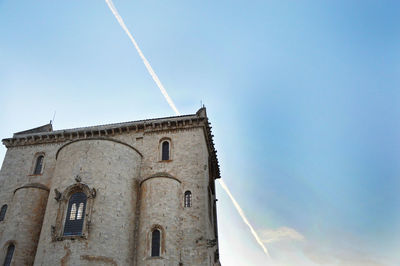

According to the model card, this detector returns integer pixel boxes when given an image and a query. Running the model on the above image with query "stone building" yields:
[0,108,221,266]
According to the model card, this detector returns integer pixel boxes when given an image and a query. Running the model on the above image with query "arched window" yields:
[0,204,7,221]
[33,155,44,175]
[3,243,15,266]
[52,183,96,241]
[151,229,161,257]
[63,192,87,236]
[184,191,192,208]
[161,141,170,161]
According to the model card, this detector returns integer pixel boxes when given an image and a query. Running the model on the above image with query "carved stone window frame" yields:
[52,181,96,241]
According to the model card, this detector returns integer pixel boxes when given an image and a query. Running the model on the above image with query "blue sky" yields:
[1,1,399,265]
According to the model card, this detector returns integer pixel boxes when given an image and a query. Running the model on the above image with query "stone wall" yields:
[0,110,220,266]
[0,143,60,265]
[137,176,182,265]
[0,187,49,265]
[34,139,141,266]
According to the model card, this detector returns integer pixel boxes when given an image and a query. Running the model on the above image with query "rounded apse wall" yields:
[137,174,182,266]
[34,138,142,266]
[0,185,49,266]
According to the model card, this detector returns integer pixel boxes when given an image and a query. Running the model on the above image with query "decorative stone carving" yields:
[54,189,61,201]
[52,181,96,241]
[75,175,81,183]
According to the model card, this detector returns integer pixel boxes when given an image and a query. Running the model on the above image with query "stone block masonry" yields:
[0,108,221,266]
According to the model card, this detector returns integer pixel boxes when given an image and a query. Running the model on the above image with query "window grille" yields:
[33,155,44,175]
[184,191,192,207]
[3,244,15,266]
[0,204,7,221]
[151,229,161,257]
[161,141,169,160]
[63,192,87,236]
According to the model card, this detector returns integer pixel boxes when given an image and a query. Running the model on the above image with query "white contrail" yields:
[105,0,180,115]
[219,179,271,258]
[104,0,270,259]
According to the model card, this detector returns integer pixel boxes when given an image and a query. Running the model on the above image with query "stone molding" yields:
[14,183,50,194]
[55,137,143,160]
[2,108,220,179]
[140,172,181,186]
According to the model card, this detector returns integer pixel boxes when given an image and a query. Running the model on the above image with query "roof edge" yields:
[2,107,221,179]
[14,123,53,137]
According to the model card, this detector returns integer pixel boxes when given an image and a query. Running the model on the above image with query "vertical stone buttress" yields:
[0,145,56,266]
[0,185,49,265]
[136,125,216,265]
[137,174,182,265]
[34,139,142,265]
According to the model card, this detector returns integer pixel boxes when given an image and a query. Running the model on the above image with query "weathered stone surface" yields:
[0,108,221,266]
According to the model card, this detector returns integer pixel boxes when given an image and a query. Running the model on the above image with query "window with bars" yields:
[63,192,87,236]
[184,191,192,208]
[0,204,7,222]
[33,155,44,175]
[151,229,161,257]
[3,244,15,266]
[161,141,170,161]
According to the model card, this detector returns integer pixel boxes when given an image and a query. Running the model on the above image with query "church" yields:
[0,107,221,265]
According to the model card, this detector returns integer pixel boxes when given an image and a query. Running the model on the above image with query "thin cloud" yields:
[260,227,305,244]
[263,233,391,266]
[303,243,389,266]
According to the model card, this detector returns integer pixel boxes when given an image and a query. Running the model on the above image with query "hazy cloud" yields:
[303,243,389,266]
[260,227,305,244]
[255,228,392,266]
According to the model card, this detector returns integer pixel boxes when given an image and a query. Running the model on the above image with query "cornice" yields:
[2,108,221,179]
[2,115,204,148]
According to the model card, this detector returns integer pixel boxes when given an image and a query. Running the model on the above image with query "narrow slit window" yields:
[33,155,44,175]
[0,204,7,221]
[3,244,15,266]
[64,192,87,236]
[184,191,192,208]
[161,141,170,161]
[151,229,161,257]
